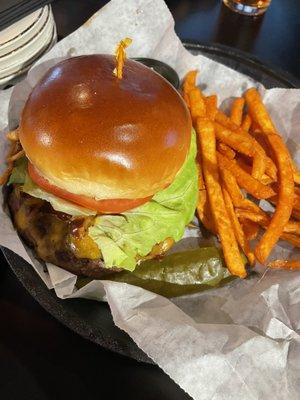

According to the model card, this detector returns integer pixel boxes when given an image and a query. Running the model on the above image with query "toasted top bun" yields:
[19,55,191,200]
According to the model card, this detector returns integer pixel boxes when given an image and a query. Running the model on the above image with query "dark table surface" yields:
[1,1,299,399]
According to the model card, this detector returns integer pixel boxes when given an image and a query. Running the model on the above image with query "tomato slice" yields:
[28,163,152,213]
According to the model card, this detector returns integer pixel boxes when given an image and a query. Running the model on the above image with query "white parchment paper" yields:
[0,1,299,399]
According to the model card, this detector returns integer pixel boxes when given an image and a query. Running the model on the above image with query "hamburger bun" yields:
[19,55,191,200]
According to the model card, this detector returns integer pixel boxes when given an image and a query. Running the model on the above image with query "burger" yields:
[4,54,198,278]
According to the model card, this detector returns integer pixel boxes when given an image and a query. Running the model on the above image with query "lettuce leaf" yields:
[22,174,97,217]
[8,156,96,216]
[8,156,27,185]
[89,132,198,271]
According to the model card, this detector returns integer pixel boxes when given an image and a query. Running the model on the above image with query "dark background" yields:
[1,1,299,399]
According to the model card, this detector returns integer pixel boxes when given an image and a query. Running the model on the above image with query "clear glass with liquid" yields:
[223,0,272,16]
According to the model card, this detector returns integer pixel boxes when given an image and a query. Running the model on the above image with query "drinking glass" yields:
[223,0,272,16]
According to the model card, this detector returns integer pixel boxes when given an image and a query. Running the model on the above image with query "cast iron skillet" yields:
[1,41,299,365]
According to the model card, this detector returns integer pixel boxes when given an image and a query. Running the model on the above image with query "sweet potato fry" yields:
[197,118,246,277]
[6,129,19,141]
[268,260,300,270]
[189,88,206,120]
[216,111,240,131]
[252,152,266,181]
[259,174,274,185]
[196,161,217,234]
[223,188,255,265]
[217,153,275,199]
[6,149,25,163]
[244,88,277,133]
[230,98,245,126]
[241,114,252,132]
[295,186,300,195]
[255,134,294,263]
[240,218,259,241]
[265,157,278,181]
[205,95,218,120]
[245,90,295,262]
[214,122,266,180]
[220,168,263,213]
[293,172,300,185]
[182,70,198,107]
[293,194,300,212]
[270,191,300,212]
[236,157,275,185]
[216,111,277,178]
[292,209,300,221]
[236,209,300,235]
[0,165,14,185]
[214,122,256,157]
[217,143,235,159]
[0,138,23,185]
[220,168,244,204]
[281,233,300,247]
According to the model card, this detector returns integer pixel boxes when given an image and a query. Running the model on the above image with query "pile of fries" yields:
[182,71,300,277]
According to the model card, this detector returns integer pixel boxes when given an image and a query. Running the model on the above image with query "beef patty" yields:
[7,185,174,279]
[7,185,121,278]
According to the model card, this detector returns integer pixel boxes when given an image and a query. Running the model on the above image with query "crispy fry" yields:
[252,153,266,181]
[293,194,300,212]
[113,37,132,79]
[205,95,218,120]
[216,111,277,179]
[196,162,217,234]
[217,143,235,159]
[240,218,259,241]
[295,186,300,195]
[245,89,295,263]
[291,161,300,185]
[183,92,190,107]
[216,111,239,131]
[236,209,300,235]
[259,174,274,185]
[292,209,300,221]
[217,153,275,199]
[0,138,23,185]
[244,88,276,133]
[237,211,300,247]
[214,122,266,180]
[237,156,275,185]
[220,168,244,205]
[270,191,300,212]
[281,233,300,247]
[250,131,277,176]
[223,188,255,265]
[197,118,246,277]
[6,149,25,162]
[0,164,13,185]
[265,157,278,181]
[220,168,263,213]
[214,122,256,157]
[268,260,300,270]
[241,114,252,132]
[230,98,245,126]
[293,173,300,184]
[183,70,198,96]
[6,129,19,141]
[189,88,206,120]
[255,134,294,263]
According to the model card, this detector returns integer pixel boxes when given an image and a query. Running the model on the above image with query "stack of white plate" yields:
[0,5,57,88]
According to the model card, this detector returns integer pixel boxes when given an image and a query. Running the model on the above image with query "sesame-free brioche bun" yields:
[19,55,191,200]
